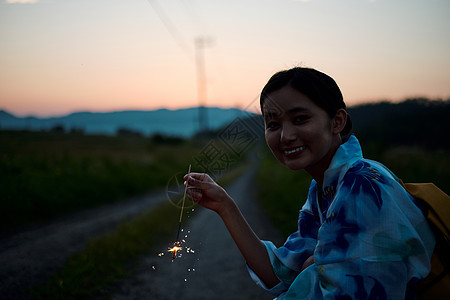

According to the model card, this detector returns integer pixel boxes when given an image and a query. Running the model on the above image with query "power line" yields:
[145,0,213,131]
[145,0,193,61]
[176,0,207,36]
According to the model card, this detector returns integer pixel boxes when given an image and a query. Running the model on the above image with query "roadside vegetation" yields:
[0,130,200,232]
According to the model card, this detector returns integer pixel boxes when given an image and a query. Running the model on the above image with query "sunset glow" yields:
[1,0,449,117]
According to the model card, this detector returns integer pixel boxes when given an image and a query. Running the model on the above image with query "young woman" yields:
[184,67,435,299]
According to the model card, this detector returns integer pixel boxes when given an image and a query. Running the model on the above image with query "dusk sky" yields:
[1,0,449,117]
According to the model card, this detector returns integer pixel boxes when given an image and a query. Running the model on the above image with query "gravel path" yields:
[110,163,283,300]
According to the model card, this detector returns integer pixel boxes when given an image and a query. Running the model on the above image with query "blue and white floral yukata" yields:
[249,135,435,299]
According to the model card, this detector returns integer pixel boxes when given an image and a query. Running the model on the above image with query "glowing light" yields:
[168,242,182,259]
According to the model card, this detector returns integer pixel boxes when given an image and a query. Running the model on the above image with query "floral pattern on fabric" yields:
[342,161,385,210]
[248,135,435,299]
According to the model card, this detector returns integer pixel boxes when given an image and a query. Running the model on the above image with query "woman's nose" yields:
[280,124,297,143]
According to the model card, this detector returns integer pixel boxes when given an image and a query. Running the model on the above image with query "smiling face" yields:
[263,85,345,183]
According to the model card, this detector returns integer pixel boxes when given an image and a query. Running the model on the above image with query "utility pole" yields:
[195,36,212,132]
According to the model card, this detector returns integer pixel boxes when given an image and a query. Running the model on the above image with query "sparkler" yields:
[168,164,191,259]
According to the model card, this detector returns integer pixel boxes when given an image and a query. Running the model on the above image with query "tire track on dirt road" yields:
[110,162,283,300]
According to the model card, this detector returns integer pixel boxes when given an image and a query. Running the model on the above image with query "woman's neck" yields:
[305,138,342,188]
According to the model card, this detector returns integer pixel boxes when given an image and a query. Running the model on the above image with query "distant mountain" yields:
[0,110,17,121]
[0,107,255,137]
[1,98,448,148]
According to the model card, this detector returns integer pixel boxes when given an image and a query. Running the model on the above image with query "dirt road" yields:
[110,164,283,300]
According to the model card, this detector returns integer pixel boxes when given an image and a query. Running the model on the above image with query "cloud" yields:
[6,0,39,3]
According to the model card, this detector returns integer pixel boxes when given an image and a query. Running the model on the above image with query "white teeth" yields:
[284,146,305,154]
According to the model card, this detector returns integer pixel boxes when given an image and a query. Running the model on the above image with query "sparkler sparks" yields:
[168,242,183,259]
[168,164,191,259]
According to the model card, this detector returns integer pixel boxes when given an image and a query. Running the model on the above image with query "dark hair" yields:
[260,67,353,142]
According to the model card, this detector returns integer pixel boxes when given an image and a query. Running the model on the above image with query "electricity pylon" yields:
[195,36,213,132]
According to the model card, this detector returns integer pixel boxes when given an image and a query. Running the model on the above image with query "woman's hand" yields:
[184,172,233,215]
[184,172,280,288]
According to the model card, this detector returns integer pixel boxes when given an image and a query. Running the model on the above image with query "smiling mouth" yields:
[283,146,306,155]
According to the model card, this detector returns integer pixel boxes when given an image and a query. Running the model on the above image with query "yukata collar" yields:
[322,135,363,192]
[310,135,363,223]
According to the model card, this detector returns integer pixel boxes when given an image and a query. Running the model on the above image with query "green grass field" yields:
[0,130,202,232]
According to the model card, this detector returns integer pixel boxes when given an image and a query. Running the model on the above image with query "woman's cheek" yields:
[265,132,278,150]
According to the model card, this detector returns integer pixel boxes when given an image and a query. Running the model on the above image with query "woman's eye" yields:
[266,121,279,129]
[294,115,309,123]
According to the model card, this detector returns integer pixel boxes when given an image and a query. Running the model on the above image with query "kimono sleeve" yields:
[300,162,435,300]
[248,197,320,296]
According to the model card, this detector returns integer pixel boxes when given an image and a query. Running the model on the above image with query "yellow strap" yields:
[400,180,450,240]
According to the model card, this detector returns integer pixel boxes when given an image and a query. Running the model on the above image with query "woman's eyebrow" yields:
[264,106,309,119]
[287,106,309,114]
[263,111,279,119]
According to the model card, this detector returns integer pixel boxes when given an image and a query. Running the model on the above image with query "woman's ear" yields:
[332,109,348,135]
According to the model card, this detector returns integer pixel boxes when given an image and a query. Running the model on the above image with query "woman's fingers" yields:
[184,172,212,189]
[183,172,206,181]
[183,172,230,213]
[186,187,202,202]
